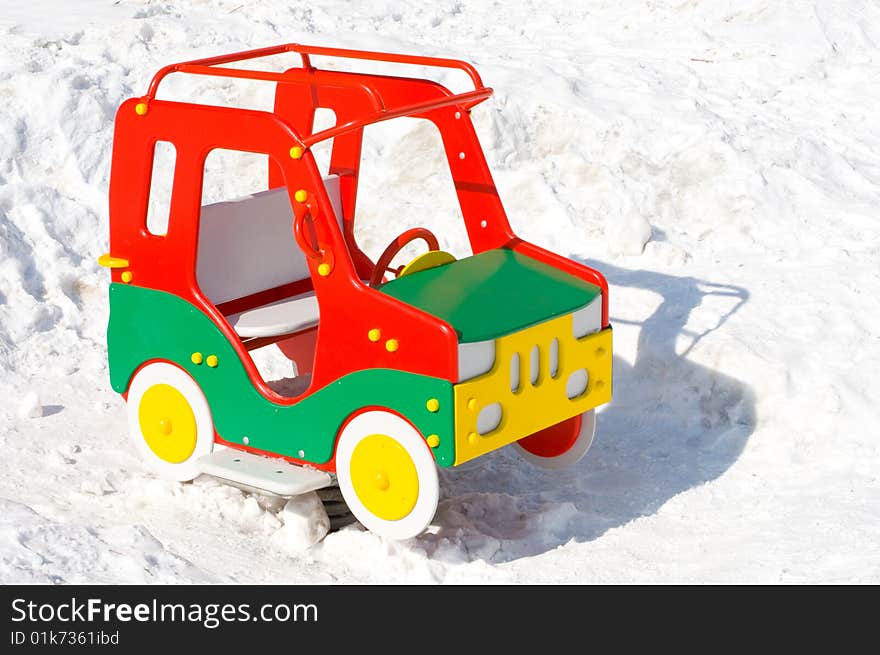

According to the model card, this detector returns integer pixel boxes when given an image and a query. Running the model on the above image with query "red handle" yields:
[292,197,323,261]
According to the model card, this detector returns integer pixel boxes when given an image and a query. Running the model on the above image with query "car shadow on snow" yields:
[422,260,755,564]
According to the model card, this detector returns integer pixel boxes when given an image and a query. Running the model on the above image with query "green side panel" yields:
[107,284,456,466]
[379,248,601,343]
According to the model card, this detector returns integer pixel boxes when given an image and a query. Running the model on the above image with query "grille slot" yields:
[510,352,521,392]
[549,338,560,379]
[529,344,540,386]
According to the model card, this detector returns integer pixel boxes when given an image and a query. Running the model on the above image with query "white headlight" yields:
[457,339,496,382]
[571,296,602,339]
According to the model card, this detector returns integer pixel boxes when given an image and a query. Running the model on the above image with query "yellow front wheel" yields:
[126,362,214,481]
[336,410,439,539]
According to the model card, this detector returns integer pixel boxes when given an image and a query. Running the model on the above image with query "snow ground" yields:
[1,0,879,583]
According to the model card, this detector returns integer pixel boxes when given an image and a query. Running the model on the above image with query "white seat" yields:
[196,175,342,339]
[227,292,319,338]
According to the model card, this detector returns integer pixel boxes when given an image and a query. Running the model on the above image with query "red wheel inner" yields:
[517,414,583,458]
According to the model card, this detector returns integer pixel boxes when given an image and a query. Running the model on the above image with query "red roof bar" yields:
[286,43,485,90]
[142,42,493,148]
[145,42,486,100]
[174,63,386,112]
[302,87,493,147]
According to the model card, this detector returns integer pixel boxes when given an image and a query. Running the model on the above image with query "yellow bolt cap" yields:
[385,338,399,352]
[317,263,331,276]
[368,328,381,342]
[121,271,133,283]
[426,398,440,413]
[206,355,218,368]
[426,434,440,448]
[374,471,390,491]
[135,102,148,116]
[467,398,477,411]
[289,145,304,159]
[468,432,478,445]
[294,189,308,203]
[158,418,172,435]
[191,352,203,365]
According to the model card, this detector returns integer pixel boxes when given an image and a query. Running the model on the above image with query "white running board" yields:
[197,449,332,497]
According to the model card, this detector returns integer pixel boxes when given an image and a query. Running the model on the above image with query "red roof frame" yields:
[142,43,494,149]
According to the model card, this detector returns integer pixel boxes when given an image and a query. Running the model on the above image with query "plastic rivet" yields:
[385,338,399,352]
[298,449,305,458]
[427,434,440,448]
[191,352,203,365]
[289,146,304,159]
[135,102,148,116]
[596,347,606,358]
[121,271,133,283]
[317,263,331,276]
[426,398,440,413]
[374,472,390,491]
[206,355,218,368]
[294,189,308,203]
[468,432,478,445]
[595,379,605,390]
[158,418,172,435]
[467,398,477,411]
[368,328,381,342]
[243,436,250,445]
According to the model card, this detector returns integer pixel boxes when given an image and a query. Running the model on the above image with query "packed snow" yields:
[1,0,879,583]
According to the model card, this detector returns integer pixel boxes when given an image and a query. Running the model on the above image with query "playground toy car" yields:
[100,44,612,539]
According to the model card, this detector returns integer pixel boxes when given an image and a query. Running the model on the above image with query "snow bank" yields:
[0,0,878,583]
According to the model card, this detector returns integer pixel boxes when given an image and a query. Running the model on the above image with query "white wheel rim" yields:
[335,410,439,540]
[514,410,596,470]
[126,362,214,481]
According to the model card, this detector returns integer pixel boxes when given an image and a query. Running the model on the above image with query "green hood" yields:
[379,248,601,343]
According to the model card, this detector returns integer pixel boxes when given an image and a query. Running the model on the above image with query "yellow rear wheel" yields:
[126,362,214,481]
[138,384,198,464]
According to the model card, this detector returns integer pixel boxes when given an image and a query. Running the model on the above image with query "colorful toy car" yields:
[100,44,612,539]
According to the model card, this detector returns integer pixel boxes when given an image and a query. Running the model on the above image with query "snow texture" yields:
[0,0,878,583]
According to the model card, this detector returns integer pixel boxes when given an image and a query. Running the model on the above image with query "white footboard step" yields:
[198,449,332,497]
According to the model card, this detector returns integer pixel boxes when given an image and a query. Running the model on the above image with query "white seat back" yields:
[197,175,342,305]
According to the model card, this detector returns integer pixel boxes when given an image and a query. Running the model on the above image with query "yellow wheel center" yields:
[138,384,198,464]
[350,433,419,521]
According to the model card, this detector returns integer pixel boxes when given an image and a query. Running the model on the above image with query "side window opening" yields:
[310,107,336,176]
[197,148,321,397]
[145,140,176,236]
[353,118,469,268]
[202,148,267,205]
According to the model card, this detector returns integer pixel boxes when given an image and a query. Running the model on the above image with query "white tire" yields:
[126,362,214,481]
[514,409,596,470]
[335,410,439,540]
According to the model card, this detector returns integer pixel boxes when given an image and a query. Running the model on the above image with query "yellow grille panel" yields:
[453,320,612,465]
